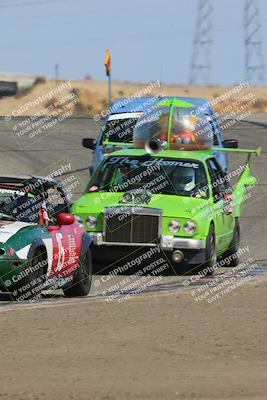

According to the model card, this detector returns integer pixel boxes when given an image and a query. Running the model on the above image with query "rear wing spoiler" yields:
[102,141,261,160]
[102,140,133,147]
[213,147,261,166]
[213,147,261,156]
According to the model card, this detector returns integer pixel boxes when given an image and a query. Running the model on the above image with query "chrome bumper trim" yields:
[90,233,205,250]
[171,237,205,250]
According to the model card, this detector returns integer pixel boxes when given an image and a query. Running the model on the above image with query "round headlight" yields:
[74,215,83,223]
[86,216,97,228]
[184,220,197,234]
[168,220,181,233]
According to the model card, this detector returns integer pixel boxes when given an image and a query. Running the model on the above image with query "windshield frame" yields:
[87,155,210,199]
[0,187,41,224]
[100,115,140,145]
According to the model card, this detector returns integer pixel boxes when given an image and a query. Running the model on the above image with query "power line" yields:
[189,0,213,85]
[0,0,69,8]
[244,0,266,85]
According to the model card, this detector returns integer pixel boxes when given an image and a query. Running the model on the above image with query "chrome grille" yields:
[104,207,161,244]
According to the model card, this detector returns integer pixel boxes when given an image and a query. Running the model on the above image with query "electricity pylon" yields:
[189,0,213,85]
[244,0,265,85]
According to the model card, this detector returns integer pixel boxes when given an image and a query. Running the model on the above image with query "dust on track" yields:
[1,261,266,313]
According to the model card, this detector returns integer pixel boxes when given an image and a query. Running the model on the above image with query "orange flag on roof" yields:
[104,49,111,76]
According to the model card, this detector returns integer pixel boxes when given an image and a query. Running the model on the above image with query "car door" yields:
[207,158,234,253]
[44,185,78,279]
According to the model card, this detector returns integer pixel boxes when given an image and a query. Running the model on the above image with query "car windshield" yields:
[0,188,40,223]
[101,116,139,144]
[88,156,209,198]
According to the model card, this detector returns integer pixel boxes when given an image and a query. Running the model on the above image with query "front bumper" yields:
[0,259,25,290]
[90,233,205,251]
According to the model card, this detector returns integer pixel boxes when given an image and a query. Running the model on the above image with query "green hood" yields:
[72,192,210,219]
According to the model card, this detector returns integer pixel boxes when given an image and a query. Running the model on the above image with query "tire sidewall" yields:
[64,248,92,297]
[77,248,92,292]
[205,224,217,272]
[13,249,45,301]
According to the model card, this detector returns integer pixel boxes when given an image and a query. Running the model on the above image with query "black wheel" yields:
[206,224,216,266]
[220,219,240,268]
[195,224,217,276]
[185,225,216,276]
[63,248,92,297]
[12,248,46,302]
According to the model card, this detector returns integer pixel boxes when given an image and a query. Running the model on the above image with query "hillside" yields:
[0,78,266,117]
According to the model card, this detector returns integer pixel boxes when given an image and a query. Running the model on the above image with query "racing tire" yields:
[165,225,216,276]
[63,248,92,297]
[193,224,217,276]
[220,219,240,268]
[12,248,46,302]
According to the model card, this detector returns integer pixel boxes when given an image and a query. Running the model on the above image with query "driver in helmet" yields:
[116,165,132,185]
[171,167,196,192]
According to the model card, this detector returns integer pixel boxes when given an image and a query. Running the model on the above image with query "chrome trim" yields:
[0,248,6,255]
[103,207,162,243]
[102,241,158,247]
[90,233,205,250]
[104,206,162,216]
[172,237,205,250]
[90,233,158,247]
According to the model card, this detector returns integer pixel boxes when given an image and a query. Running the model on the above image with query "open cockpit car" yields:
[0,176,93,301]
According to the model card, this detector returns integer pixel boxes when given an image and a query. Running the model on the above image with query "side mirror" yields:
[244,176,257,187]
[57,213,75,226]
[212,185,221,201]
[223,139,238,149]
[82,138,96,150]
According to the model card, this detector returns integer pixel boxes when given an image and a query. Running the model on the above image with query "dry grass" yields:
[0,79,266,116]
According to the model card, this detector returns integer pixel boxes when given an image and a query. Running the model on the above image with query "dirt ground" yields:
[0,276,267,400]
[0,78,267,116]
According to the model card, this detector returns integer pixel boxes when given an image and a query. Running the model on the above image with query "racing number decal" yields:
[55,232,65,272]
[48,223,83,278]
[59,227,81,277]
[49,229,65,276]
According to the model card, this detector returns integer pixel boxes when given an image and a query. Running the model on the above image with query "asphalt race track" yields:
[1,114,267,400]
[0,114,267,310]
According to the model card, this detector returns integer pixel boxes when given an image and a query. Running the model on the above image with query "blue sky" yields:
[0,0,266,85]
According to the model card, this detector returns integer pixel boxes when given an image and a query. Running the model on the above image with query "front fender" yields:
[28,238,46,260]
[80,233,93,260]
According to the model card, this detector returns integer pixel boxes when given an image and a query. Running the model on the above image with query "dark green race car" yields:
[0,176,93,301]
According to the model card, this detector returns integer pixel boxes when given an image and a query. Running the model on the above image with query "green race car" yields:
[72,146,259,275]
